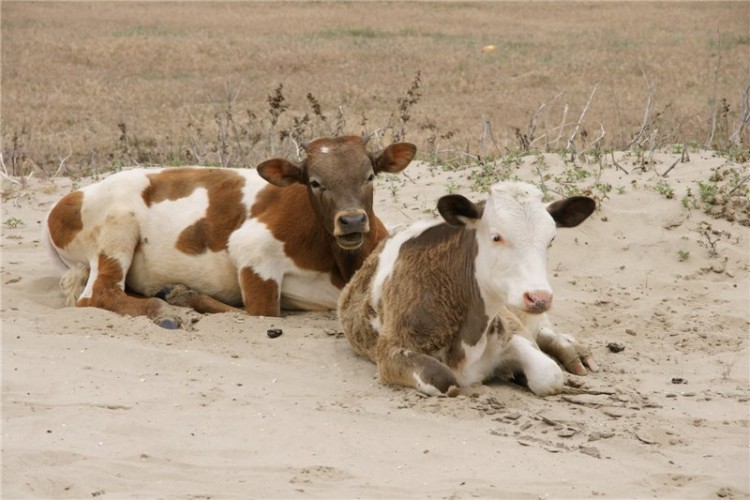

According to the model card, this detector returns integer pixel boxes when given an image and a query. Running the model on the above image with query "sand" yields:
[2,151,748,499]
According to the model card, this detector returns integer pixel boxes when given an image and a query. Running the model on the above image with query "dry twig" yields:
[729,83,750,146]
[705,31,723,148]
[566,83,599,155]
[54,143,73,177]
[554,104,569,150]
[627,65,655,150]
[610,151,629,175]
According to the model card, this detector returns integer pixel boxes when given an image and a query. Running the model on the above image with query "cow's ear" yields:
[373,143,416,174]
[257,159,304,187]
[438,195,482,227]
[547,196,596,228]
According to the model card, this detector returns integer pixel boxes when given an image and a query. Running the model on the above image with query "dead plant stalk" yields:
[566,83,600,155]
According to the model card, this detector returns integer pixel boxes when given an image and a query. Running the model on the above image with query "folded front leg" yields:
[503,334,564,396]
[534,314,598,376]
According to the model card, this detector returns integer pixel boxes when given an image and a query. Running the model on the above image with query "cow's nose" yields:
[523,290,552,313]
[338,213,366,228]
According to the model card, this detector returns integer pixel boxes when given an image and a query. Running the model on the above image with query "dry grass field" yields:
[2,1,749,174]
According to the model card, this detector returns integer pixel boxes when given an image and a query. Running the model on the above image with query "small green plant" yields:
[593,181,612,201]
[698,181,718,205]
[565,167,591,183]
[677,250,690,262]
[681,191,698,209]
[470,163,499,193]
[719,145,750,163]
[655,179,674,199]
[445,181,459,194]
[384,174,401,199]
[4,217,24,228]
[500,149,523,169]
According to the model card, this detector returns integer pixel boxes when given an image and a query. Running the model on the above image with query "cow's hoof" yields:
[526,364,564,396]
[155,316,181,329]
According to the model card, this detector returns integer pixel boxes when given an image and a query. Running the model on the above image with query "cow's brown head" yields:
[257,136,416,250]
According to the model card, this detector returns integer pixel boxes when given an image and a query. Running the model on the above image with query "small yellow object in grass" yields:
[481,44,497,54]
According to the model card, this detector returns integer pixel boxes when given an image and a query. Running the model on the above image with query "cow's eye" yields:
[492,234,503,243]
[548,236,555,248]
[309,180,323,189]
[367,173,375,182]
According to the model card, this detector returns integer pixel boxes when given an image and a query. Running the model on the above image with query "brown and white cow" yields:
[338,181,597,396]
[44,136,416,327]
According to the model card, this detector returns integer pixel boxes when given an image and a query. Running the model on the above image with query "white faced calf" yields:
[44,136,416,327]
[338,181,597,396]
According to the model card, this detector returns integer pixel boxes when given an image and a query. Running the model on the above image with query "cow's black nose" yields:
[339,213,366,227]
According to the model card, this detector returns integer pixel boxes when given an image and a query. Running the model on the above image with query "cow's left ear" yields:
[438,194,482,227]
[547,196,596,228]
[257,159,304,187]
[373,143,417,174]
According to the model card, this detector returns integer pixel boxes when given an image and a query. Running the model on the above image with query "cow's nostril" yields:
[524,291,552,312]
[340,214,366,226]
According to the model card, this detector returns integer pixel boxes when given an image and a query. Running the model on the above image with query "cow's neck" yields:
[254,185,380,288]
[329,243,364,288]
[328,213,384,288]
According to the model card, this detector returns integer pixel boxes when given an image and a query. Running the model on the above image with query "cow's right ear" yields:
[437,195,482,227]
[257,159,304,187]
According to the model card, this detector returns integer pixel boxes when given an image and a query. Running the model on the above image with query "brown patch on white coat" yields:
[43,136,416,326]
[338,181,597,396]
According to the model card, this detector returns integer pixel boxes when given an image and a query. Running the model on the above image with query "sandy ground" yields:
[1,151,748,499]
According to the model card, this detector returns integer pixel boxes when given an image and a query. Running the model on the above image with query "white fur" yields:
[455,332,499,387]
[59,264,89,306]
[504,335,563,395]
[474,181,556,314]
[228,219,288,283]
[412,371,443,397]
[280,272,340,311]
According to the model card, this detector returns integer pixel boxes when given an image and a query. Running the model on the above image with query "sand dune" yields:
[2,151,748,498]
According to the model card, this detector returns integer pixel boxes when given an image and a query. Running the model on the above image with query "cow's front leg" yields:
[239,267,281,317]
[533,314,598,376]
[503,334,564,396]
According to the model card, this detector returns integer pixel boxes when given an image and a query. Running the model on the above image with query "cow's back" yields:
[339,219,486,361]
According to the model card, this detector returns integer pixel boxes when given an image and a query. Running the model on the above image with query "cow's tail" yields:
[42,211,89,306]
[42,210,69,271]
[60,264,89,307]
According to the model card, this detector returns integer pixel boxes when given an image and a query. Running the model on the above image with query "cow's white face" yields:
[438,182,595,315]
[476,183,558,313]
